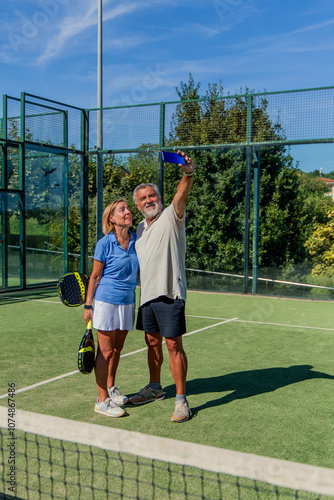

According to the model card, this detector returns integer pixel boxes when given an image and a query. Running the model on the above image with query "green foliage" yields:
[171,149,246,272]
[163,75,333,273]
[305,210,334,277]
[169,75,285,147]
[5,77,334,281]
[85,147,159,254]
[258,164,330,267]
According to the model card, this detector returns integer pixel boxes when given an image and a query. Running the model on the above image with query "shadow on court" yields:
[164,365,334,416]
[0,287,57,305]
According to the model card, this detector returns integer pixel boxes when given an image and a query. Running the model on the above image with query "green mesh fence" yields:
[1,86,334,296]
[86,87,334,151]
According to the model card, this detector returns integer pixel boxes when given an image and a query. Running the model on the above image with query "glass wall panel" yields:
[0,192,21,288]
[0,141,4,187]
[7,146,21,190]
[25,149,65,284]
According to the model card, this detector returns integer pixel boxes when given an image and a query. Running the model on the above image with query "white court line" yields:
[0,371,79,400]
[236,319,334,332]
[188,314,334,332]
[2,310,333,399]
[1,296,60,304]
[183,318,238,337]
[3,295,334,332]
[187,314,227,320]
[0,318,238,399]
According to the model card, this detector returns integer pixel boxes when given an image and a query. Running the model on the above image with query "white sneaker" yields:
[171,399,192,423]
[94,397,126,418]
[107,386,129,405]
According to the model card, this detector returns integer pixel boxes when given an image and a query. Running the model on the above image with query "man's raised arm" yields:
[172,150,195,219]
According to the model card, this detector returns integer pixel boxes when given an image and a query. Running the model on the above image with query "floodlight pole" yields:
[96,0,103,241]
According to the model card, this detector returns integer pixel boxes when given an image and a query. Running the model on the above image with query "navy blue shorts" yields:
[136,296,186,338]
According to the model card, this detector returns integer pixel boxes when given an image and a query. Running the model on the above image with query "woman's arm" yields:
[83,259,104,323]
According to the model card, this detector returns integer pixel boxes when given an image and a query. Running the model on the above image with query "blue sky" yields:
[1,0,334,172]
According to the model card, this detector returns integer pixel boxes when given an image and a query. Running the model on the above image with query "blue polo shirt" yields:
[94,230,138,305]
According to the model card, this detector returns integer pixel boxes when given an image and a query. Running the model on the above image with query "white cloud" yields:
[289,17,334,34]
[234,17,334,52]
[36,0,174,64]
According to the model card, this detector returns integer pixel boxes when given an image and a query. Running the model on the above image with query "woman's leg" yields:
[94,329,128,402]
[107,329,128,388]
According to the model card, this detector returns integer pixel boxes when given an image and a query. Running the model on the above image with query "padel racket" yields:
[57,272,89,307]
[78,319,95,374]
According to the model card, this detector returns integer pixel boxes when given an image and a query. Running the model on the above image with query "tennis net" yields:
[1,406,334,499]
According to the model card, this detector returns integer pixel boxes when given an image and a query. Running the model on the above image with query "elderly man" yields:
[130,150,195,422]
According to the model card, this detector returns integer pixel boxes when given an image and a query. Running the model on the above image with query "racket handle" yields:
[87,319,92,329]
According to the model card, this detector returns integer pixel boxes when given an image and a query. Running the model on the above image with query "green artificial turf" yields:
[1,288,334,498]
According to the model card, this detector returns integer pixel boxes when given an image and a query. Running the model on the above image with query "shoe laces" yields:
[106,397,118,409]
[110,386,121,396]
[175,400,187,412]
[139,384,151,396]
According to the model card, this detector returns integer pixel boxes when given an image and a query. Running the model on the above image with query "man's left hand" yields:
[177,150,195,175]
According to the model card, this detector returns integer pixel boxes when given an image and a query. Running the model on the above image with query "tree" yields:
[168,75,334,279]
[305,210,334,277]
[163,74,330,274]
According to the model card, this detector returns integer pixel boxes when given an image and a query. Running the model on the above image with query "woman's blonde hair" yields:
[102,198,128,235]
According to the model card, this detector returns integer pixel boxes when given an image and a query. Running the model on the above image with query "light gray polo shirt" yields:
[135,203,187,307]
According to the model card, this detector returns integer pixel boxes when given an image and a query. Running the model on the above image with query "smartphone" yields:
[161,151,185,165]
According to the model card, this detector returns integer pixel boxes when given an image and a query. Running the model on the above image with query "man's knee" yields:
[165,336,184,355]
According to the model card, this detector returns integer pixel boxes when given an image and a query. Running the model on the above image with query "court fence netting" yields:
[1,406,334,499]
[2,87,334,299]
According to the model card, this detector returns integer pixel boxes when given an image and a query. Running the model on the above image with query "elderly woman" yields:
[83,198,138,418]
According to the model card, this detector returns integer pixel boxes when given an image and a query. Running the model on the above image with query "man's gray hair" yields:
[133,183,161,205]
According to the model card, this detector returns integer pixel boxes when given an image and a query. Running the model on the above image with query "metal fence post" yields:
[252,148,260,294]
[159,102,165,203]
[81,109,89,275]
[20,93,26,288]
[1,96,8,288]
[243,94,253,294]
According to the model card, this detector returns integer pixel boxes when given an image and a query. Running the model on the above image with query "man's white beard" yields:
[141,201,163,219]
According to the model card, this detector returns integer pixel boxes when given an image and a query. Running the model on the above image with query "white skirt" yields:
[93,300,135,331]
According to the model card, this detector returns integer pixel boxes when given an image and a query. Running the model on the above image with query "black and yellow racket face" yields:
[57,272,89,307]
[78,320,95,374]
